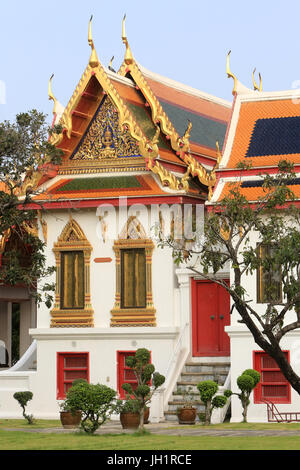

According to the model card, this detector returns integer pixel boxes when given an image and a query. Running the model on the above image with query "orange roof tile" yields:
[215,180,300,203]
[226,98,300,169]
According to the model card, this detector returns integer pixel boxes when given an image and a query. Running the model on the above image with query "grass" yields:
[1,420,300,450]
[0,429,300,450]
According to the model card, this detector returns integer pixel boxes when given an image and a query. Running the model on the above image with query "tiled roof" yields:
[34,174,170,200]
[214,178,300,203]
[223,98,300,169]
[144,75,230,156]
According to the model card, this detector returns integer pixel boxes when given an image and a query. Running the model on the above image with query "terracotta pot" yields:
[120,408,150,429]
[60,410,82,429]
[177,407,197,425]
[120,412,140,429]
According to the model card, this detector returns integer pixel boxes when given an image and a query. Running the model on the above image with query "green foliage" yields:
[197,381,231,425]
[120,399,140,414]
[0,110,62,307]
[242,369,260,387]
[212,395,228,409]
[234,369,261,423]
[63,382,119,434]
[237,374,255,393]
[197,381,218,403]
[13,391,34,424]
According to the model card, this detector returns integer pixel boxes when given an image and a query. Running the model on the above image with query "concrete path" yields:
[3,421,300,436]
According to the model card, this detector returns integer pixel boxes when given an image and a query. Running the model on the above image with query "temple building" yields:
[1,17,299,423]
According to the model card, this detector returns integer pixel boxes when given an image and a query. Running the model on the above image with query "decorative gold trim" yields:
[51,216,94,327]
[0,229,11,255]
[118,25,215,190]
[37,210,48,244]
[111,218,156,327]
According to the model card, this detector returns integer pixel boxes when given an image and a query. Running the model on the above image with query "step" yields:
[180,371,228,381]
[184,363,230,373]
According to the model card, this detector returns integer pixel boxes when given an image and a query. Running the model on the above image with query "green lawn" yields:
[0,429,300,450]
[1,421,300,450]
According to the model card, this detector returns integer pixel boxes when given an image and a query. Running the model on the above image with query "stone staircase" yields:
[164,358,231,422]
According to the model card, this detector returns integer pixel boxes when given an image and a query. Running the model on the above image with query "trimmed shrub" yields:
[13,391,34,424]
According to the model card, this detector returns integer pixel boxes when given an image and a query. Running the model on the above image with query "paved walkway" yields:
[3,421,300,437]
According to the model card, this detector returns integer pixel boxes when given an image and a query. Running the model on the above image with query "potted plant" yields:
[119,399,141,429]
[176,386,197,424]
[58,378,86,429]
[120,348,165,432]
[59,401,82,429]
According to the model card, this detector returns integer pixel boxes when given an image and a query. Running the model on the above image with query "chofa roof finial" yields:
[252,68,263,92]
[226,50,238,95]
[88,15,99,68]
[48,73,57,116]
[122,14,134,65]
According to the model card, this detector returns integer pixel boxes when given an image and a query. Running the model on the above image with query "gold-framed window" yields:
[51,217,94,327]
[257,244,282,304]
[61,251,85,310]
[111,216,156,327]
[121,248,146,309]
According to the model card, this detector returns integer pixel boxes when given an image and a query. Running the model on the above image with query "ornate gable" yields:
[71,96,141,162]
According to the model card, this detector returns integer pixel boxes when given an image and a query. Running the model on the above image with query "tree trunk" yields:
[205,400,212,425]
[241,396,248,423]
[139,405,145,432]
[232,268,300,397]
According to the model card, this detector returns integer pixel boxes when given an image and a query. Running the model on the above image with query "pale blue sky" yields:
[1,0,300,123]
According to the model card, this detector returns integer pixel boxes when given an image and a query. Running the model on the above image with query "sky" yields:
[1,0,300,124]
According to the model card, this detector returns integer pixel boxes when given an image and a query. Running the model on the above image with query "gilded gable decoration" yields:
[51,216,94,328]
[71,96,141,161]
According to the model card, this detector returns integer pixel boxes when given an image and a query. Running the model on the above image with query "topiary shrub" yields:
[120,348,165,432]
[62,381,120,434]
[13,391,34,424]
[233,369,261,422]
[197,380,231,425]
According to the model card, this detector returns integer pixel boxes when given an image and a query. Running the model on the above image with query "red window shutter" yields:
[117,351,151,399]
[253,351,290,404]
[57,352,89,400]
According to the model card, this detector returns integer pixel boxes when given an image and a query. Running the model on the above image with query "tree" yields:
[13,391,34,424]
[197,380,231,425]
[231,369,261,423]
[121,348,165,432]
[0,110,62,306]
[62,381,119,434]
[158,160,300,397]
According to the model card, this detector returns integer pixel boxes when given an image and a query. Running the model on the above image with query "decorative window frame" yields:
[253,350,291,404]
[111,216,156,327]
[51,217,94,327]
[117,350,152,398]
[57,352,89,399]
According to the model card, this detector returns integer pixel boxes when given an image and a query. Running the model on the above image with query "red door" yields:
[192,279,230,356]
